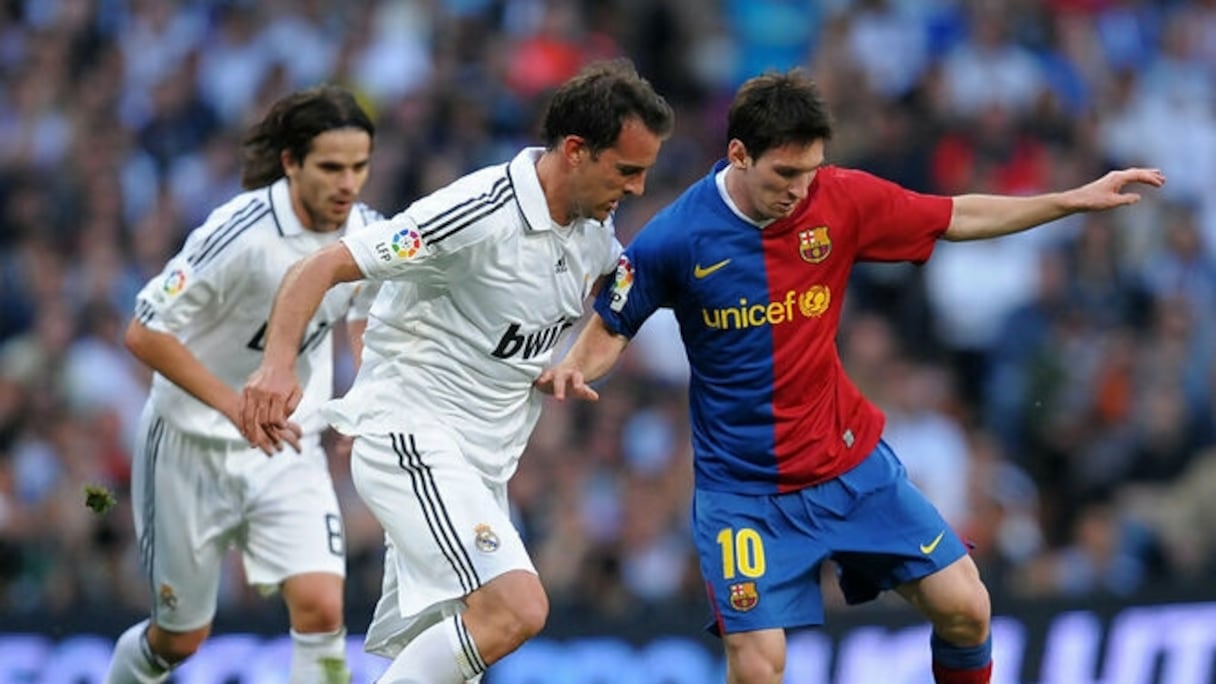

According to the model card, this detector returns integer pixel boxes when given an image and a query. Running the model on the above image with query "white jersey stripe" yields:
[425,191,516,246]
[189,206,271,269]
[139,416,164,612]
[419,191,513,245]
[418,176,509,232]
[392,434,478,595]
[266,192,287,236]
[186,198,266,266]
[418,178,511,238]
[454,617,487,674]
[135,300,156,325]
[392,433,482,594]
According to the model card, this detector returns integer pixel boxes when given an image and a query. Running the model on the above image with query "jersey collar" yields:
[268,177,306,236]
[507,147,556,233]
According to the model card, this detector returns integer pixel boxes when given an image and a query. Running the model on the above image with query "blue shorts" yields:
[694,440,967,635]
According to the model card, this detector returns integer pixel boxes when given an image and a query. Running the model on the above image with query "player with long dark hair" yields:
[107,85,379,684]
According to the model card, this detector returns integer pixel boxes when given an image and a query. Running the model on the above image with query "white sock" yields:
[378,614,486,684]
[104,619,172,684]
[290,627,350,684]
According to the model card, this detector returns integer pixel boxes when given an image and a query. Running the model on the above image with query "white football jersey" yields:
[329,147,622,481]
[134,178,383,440]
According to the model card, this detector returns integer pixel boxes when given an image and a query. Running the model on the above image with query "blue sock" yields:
[931,631,991,669]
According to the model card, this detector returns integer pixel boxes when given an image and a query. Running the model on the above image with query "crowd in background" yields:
[1,0,1215,624]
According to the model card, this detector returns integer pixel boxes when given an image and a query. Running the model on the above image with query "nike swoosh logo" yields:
[920,531,946,555]
[693,259,731,279]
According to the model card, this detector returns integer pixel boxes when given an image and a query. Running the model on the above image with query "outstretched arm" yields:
[535,313,630,402]
[943,167,1165,242]
[239,242,364,447]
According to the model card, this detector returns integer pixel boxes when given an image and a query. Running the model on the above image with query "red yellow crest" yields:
[798,226,832,263]
[728,582,759,612]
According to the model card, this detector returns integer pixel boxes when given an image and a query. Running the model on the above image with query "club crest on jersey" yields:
[158,583,179,611]
[608,254,634,312]
[798,226,832,263]
[728,582,759,612]
[474,524,500,553]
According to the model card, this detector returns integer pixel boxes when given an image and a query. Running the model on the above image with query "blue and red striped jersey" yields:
[596,161,952,494]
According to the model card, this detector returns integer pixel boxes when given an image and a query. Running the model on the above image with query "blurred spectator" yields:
[940,1,1046,116]
[1017,495,1152,597]
[843,0,932,99]
[882,360,972,528]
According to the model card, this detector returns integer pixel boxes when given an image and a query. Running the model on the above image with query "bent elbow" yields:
[123,318,154,362]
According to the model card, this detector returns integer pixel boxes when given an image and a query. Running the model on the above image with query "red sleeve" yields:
[835,168,952,264]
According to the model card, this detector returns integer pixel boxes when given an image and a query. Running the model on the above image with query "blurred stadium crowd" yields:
[1,0,1215,624]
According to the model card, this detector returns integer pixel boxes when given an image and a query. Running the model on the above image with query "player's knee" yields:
[289,591,345,633]
[468,571,549,653]
[148,624,209,664]
[936,580,991,646]
[726,647,784,684]
[507,581,549,642]
[492,579,549,646]
[724,633,785,684]
[283,573,346,633]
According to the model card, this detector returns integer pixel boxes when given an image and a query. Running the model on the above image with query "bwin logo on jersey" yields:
[491,320,573,360]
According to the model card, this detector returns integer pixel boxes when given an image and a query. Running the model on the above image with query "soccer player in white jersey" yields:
[238,60,674,683]
[106,86,381,684]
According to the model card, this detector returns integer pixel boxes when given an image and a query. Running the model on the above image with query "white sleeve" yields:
[341,213,451,285]
[343,204,386,323]
[341,206,486,289]
[132,231,249,335]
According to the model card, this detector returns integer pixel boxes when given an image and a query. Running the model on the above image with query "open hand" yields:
[1075,167,1165,210]
[534,366,600,402]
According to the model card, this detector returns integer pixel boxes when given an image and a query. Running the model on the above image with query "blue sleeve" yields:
[593,214,681,339]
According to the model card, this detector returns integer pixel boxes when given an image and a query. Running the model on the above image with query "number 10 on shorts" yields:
[716,527,766,579]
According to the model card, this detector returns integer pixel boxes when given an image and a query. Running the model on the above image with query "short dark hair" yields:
[540,58,674,154]
[240,85,375,189]
[728,70,833,160]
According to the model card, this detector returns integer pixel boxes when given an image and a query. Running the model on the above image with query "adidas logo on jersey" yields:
[491,320,573,360]
[555,256,568,273]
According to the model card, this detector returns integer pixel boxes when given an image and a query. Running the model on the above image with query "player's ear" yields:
[281,149,300,178]
[727,139,750,169]
[562,135,588,165]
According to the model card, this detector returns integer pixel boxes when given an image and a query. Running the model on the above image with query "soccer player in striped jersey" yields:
[238,60,674,683]
[106,86,381,684]
[537,70,1165,684]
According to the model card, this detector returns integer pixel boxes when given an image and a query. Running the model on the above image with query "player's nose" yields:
[337,169,360,193]
[623,170,648,196]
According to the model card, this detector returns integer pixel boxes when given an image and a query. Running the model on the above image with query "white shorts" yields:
[131,405,345,631]
[350,426,535,658]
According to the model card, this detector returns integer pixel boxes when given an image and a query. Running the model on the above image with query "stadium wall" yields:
[3,587,1214,683]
